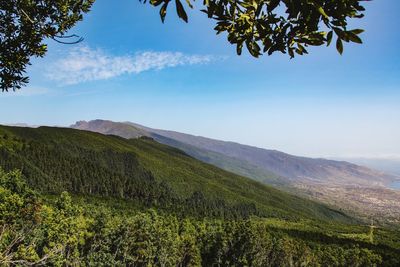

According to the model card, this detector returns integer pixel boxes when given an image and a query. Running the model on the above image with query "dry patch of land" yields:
[293,182,400,225]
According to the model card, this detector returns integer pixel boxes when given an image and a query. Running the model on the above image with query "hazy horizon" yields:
[2,119,400,161]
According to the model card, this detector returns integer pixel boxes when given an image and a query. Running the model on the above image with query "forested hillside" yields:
[129,122,396,187]
[2,125,400,265]
[1,169,400,266]
[72,120,288,187]
[71,120,400,224]
[0,125,351,222]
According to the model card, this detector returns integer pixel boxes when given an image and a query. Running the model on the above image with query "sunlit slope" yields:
[73,120,397,187]
[0,125,353,222]
[71,119,289,186]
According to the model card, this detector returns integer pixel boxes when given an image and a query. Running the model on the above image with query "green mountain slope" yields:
[0,125,352,223]
[123,121,397,187]
[71,119,289,187]
[150,133,288,187]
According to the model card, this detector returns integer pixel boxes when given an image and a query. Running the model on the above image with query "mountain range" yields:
[0,124,352,222]
[72,120,398,187]
[71,119,400,223]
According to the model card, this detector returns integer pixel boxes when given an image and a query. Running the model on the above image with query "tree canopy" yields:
[0,0,366,92]
[0,167,397,266]
[0,0,95,92]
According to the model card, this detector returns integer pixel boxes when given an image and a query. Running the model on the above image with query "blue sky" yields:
[1,0,400,158]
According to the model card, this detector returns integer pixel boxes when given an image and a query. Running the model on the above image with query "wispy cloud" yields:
[46,46,217,85]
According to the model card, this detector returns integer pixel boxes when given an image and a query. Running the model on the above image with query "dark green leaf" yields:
[236,41,243,55]
[160,2,169,23]
[350,29,364,35]
[327,31,333,46]
[336,38,343,55]
[288,48,294,58]
[347,32,362,44]
[175,0,188,22]
[267,0,280,12]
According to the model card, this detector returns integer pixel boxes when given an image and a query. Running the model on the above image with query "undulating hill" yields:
[73,120,397,187]
[3,124,400,266]
[72,119,400,190]
[72,120,288,187]
[70,120,400,224]
[0,125,352,222]
[129,122,397,187]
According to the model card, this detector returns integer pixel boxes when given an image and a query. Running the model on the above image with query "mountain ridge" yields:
[72,119,397,187]
[0,124,353,223]
[70,119,400,223]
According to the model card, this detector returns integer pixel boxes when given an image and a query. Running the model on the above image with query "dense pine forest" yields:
[1,125,400,266]
[0,125,351,222]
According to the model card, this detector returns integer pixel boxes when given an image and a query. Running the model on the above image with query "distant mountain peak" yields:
[71,120,89,127]
[71,119,148,139]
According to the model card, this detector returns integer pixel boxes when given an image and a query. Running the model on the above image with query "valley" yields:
[292,182,400,225]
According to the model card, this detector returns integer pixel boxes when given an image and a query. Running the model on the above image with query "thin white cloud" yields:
[46,46,217,85]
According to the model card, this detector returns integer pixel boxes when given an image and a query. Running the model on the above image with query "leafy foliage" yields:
[149,0,366,57]
[1,169,399,266]
[1,0,366,91]
[0,169,92,265]
[0,0,95,91]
